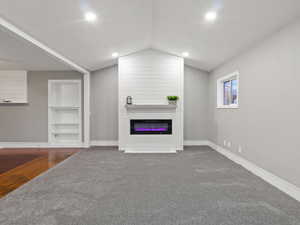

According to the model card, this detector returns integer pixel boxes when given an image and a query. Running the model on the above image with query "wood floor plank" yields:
[0,149,78,198]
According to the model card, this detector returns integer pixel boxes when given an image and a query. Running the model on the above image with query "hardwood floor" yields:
[0,149,80,198]
[0,154,40,174]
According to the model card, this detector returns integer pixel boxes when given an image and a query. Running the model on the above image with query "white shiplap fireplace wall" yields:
[119,49,184,153]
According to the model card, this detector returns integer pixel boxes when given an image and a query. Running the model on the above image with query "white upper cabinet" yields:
[0,71,28,103]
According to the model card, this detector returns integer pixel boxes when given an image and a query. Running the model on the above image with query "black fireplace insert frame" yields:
[130,119,172,135]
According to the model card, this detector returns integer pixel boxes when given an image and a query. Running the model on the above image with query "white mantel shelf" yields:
[125,104,177,110]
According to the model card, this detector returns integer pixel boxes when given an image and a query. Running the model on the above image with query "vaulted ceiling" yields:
[0,0,300,72]
[0,26,74,71]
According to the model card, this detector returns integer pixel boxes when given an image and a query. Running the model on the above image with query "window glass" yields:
[231,79,238,104]
[217,72,239,108]
[223,80,231,105]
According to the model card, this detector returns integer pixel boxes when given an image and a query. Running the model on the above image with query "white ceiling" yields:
[0,0,300,72]
[0,27,75,70]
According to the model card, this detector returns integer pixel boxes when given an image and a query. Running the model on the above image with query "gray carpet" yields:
[0,146,299,225]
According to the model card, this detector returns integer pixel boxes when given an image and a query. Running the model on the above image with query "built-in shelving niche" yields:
[48,80,82,144]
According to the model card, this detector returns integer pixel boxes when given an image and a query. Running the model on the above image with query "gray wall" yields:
[91,65,209,142]
[208,20,300,187]
[91,66,119,141]
[0,71,82,142]
[184,66,209,140]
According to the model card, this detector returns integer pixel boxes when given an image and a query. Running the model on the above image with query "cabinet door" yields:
[0,71,27,103]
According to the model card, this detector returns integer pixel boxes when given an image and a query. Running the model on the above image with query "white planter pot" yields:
[168,100,177,105]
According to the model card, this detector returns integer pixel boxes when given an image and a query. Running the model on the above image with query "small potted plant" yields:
[167,96,179,104]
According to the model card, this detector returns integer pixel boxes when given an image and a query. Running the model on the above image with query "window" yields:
[217,71,239,108]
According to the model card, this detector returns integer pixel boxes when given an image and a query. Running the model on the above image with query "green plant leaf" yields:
[167,96,179,101]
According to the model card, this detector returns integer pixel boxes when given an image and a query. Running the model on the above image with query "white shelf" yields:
[49,106,80,110]
[48,80,82,144]
[52,123,79,125]
[52,132,79,135]
[125,104,177,110]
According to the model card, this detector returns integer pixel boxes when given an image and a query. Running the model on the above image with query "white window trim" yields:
[217,71,239,109]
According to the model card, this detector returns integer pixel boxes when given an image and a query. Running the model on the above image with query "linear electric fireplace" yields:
[130,119,172,135]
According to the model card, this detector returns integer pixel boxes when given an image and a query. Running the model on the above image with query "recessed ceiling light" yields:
[112,52,119,58]
[182,52,189,58]
[85,12,97,22]
[205,11,217,22]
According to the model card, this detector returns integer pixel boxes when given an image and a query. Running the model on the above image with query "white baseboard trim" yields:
[0,142,86,149]
[207,141,300,202]
[125,151,177,154]
[124,148,177,154]
[90,140,118,146]
[184,140,210,146]
[91,140,209,147]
